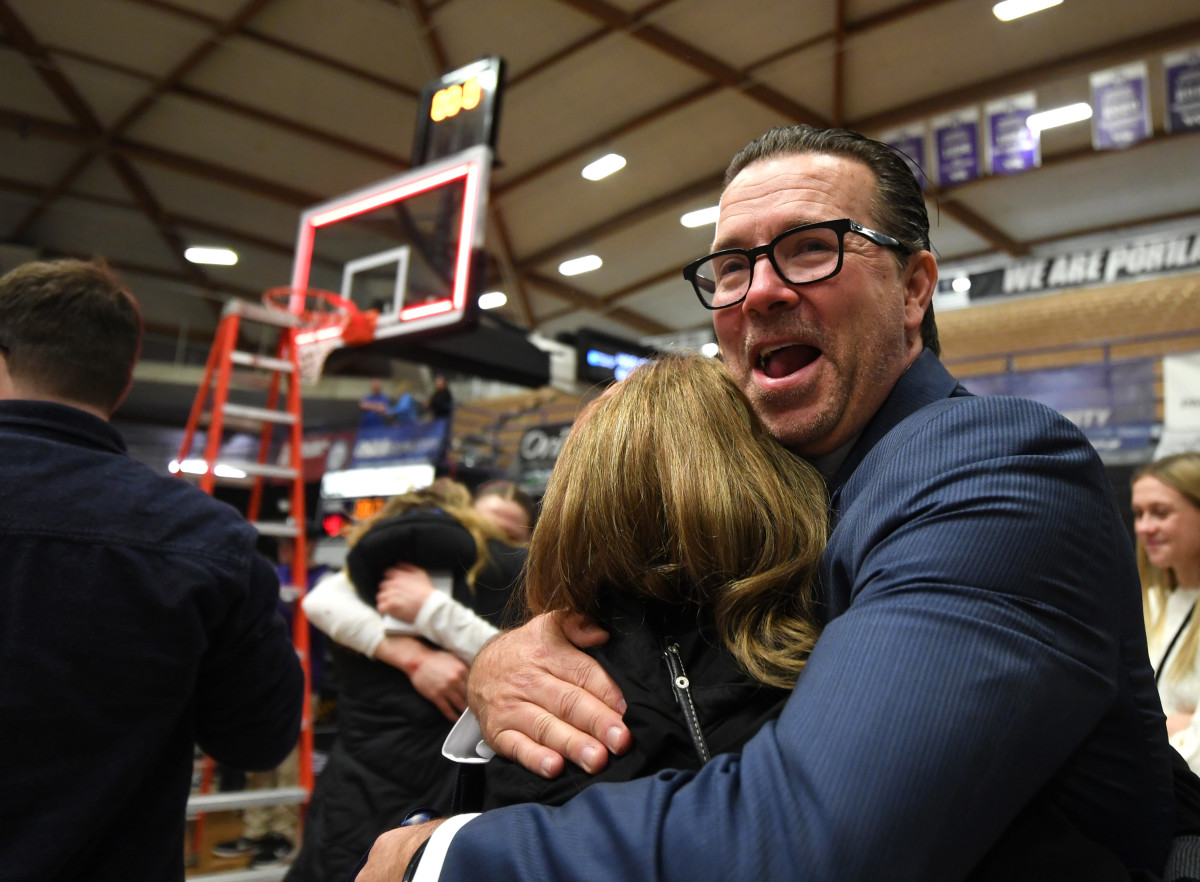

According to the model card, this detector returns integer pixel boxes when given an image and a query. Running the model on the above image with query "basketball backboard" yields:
[290,144,493,350]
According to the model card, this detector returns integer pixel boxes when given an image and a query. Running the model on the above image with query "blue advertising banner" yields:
[349,418,450,467]
[962,360,1159,460]
[932,108,981,188]
[986,93,1040,175]
[1091,62,1151,150]
[880,123,928,189]
[1165,47,1200,134]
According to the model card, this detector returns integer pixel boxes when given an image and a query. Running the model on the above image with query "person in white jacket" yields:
[1133,452,1200,773]
[302,481,533,713]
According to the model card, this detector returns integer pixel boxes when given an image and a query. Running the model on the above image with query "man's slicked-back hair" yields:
[725,125,940,356]
[0,258,142,414]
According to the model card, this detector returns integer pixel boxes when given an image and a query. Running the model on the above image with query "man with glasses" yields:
[358,126,1178,880]
[0,259,303,880]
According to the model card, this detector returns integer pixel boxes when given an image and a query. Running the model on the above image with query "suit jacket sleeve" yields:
[434,395,1169,880]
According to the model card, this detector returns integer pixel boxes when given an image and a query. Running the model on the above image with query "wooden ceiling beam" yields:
[553,0,829,126]
[516,172,722,271]
[124,0,420,99]
[525,271,670,336]
[852,18,1200,134]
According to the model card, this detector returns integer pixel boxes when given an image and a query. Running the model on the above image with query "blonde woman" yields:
[476,353,829,808]
[1133,452,1200,774]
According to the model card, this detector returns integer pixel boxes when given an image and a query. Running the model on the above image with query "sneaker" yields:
[211,836,260,858]
[248,833,295,869]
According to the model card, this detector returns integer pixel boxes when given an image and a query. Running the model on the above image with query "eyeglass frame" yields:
[681,218,910,311]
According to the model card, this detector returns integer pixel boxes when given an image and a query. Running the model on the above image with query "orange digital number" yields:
[430,77,482,122]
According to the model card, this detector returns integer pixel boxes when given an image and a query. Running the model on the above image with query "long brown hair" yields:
[347,477,505,589]
[524,353,828,689]
[1135,452,1200,680]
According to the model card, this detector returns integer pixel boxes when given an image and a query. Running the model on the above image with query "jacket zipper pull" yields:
[663,638,711,765]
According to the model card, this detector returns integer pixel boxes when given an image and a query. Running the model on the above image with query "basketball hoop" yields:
[263,287,378,384]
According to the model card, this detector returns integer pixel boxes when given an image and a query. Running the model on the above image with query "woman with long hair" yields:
[475,353,829,807]
[288,479,525,882]
[1132,451,1200,774]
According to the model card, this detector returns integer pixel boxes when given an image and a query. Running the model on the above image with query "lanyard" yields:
[1156,600,1197,685]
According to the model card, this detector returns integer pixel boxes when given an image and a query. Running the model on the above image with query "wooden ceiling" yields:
[2,0,1199,355]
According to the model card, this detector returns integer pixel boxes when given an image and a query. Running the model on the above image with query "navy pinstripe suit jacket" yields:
[438,350,1175,881]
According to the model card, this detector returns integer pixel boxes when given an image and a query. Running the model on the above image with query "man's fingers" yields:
[489,726,566,779]
[559,611,611,648]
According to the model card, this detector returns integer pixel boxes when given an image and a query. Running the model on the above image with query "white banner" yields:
[1163,353,1200,430]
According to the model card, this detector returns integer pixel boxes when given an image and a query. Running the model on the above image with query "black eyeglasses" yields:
[682,218,907,310]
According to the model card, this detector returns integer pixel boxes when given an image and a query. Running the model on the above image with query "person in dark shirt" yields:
[0,258,303,881]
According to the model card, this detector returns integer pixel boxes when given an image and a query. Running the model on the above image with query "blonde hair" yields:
[524,354,827,690]
[1135,452,1200,680]
[348,477,505,588]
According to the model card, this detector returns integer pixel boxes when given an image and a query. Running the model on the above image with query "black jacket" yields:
[483,588,790,809]
[286,510,523,882]
[0,401,302,882]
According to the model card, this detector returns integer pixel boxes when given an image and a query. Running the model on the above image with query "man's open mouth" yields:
[758,344,821,379]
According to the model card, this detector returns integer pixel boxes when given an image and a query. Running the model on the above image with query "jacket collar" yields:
[0,399,126,455]
[827,349,964,499]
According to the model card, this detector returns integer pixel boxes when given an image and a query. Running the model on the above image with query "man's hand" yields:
[468,611,631,778]
[376,564,435,623]
[356,819,446,882]
[373,636,467,721]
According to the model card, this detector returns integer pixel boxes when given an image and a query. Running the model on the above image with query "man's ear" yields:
[901,250,938,340]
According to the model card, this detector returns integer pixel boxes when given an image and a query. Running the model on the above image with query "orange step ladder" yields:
[177,296,315,878]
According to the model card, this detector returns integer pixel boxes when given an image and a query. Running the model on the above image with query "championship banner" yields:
[1165,47,1200,134]
[1091,62,1151,150]
[932,107,982,188]
[986,93,1040,176]
[879,123,928,189]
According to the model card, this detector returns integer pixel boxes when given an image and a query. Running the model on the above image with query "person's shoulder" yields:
[879,393,1091,467]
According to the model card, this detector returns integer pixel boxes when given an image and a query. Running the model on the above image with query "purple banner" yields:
[881,124,928,189]
[1165,48,1200,134]
[933,108,981,188]
[986,94,1040,176]
[1091,63,1151,150]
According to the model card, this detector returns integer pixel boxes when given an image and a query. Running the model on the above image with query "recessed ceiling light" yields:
[559,255,603,276]
[479,290,507,309]
[680,206,719,228]
[185,246,238,266]
[582,153,626,181]
[1026,102,1092,132]
[992,0,1062,22]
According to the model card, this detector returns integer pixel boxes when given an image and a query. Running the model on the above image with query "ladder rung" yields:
[253,521,300,538]
[204,414,269,433]
[223,403,298,425]
[186,786,308,817]
[217,461,299,480]
[187,868,288,882]
[222,299,302,328]
[231,351,296,373]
